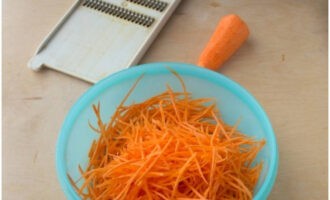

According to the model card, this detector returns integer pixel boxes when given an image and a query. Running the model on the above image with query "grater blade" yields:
[126,0,168,12]
[82,0,155,27]
[28,0,181,83]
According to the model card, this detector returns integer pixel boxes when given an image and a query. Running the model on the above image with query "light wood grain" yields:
[3,0,327,199]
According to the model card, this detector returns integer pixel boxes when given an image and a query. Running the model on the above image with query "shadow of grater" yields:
[28,0,181,83]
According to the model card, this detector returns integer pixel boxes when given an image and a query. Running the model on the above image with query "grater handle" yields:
[197,14,249,71]
[28,0,82,71]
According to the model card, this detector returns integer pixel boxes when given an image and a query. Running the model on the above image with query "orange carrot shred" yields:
[69,71,265,200]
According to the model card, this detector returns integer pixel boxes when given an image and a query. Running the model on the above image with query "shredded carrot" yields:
[69,72,265,200]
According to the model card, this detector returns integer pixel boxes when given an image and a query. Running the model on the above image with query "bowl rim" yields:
[56,62,279,200]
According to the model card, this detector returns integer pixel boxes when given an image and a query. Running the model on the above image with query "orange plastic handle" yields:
[197,14,249,70]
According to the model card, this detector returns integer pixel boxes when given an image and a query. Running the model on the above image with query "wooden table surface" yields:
[3,0,327,199]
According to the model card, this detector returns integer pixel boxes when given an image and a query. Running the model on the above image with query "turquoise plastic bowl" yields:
[56,62,278,200]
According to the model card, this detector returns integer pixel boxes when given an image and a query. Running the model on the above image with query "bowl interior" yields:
[57,62,278,200]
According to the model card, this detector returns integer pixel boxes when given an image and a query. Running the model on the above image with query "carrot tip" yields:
[197,14,250,70]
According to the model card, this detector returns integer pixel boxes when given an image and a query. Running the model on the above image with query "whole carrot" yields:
[197,14,249,70]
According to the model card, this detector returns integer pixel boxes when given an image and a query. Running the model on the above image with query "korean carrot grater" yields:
[28,0,181,83]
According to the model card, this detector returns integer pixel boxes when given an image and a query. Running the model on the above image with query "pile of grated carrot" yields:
[69,73,265,200]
